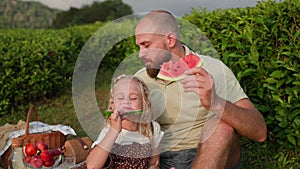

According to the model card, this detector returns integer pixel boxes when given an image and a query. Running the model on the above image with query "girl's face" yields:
[113,79,142,115]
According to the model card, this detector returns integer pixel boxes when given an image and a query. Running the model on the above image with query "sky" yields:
[22,0,273,17]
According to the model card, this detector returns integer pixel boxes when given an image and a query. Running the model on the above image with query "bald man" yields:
[135,10,267,169]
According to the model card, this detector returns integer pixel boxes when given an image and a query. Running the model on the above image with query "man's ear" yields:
[166,33,178,48]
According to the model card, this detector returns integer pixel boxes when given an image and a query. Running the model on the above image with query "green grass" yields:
[1,70,299,168]
[0,90,87,138]
[241,139,300,169]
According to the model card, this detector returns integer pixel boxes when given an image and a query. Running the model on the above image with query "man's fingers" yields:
[183,86,200,93]
[184,67,207,76]
[182,71,207,85]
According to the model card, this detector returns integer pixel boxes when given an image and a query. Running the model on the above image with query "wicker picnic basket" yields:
[63,137,92,164]
[1,106,67,169]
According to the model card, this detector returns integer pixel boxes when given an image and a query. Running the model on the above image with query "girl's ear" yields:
[166,33,177,48]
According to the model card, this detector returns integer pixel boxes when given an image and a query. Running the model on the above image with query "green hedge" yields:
[0,23,102,115]
[184,0,300,150]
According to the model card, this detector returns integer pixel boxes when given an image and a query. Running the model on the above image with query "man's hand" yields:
[181,67,223,112]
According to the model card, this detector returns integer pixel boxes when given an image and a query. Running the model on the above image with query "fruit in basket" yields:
[23,141,62,168]
[41,150,54,162]
[29,155,44,168]
[52,147,62,156]
[44,159,55,167]
[24,155,32,163]
[36,141,49,152]
[25,143,38,156]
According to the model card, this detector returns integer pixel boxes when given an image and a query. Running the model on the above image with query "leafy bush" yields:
[184,0,300,151]
[0,23,101,115]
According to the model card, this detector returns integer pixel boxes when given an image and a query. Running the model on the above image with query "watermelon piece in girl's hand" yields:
[103,109,143,118]
[157,53,203,81]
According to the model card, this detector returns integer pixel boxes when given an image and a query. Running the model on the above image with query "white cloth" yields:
[0,121,76,156]
[92,121,164,148]
[0,120,26,151]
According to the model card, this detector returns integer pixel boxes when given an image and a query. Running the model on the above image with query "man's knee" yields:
[217,122,236,142]
[211,122,241,166]
[217,122,241,168]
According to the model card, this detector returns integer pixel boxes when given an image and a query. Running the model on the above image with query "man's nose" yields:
[139,49,146,59]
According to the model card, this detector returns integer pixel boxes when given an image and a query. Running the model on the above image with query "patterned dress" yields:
[92,121,164,169]
[105,142,152,169]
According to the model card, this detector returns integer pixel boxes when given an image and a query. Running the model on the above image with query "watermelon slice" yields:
[157,53,203,81]
[103,109,143,118]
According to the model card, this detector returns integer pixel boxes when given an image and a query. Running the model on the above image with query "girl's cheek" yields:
[114,102,123,108]
[137,101,143,109]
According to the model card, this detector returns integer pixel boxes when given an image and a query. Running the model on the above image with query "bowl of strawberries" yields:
[22,141,62,168]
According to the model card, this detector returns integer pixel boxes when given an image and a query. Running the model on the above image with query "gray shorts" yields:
[160,148,242,169]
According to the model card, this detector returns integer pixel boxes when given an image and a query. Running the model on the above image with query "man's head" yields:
[135,10,182,78]
[135,10,180,40]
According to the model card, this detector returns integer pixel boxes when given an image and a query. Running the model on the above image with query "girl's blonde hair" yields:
[108,74,153,138]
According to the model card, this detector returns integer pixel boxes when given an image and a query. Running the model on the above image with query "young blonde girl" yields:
[87,75,164,169]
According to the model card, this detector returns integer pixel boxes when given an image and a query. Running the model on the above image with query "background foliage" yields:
[0,22,103,115]
[0,0,299,168]
[0,0,133,29]
[0,0,59,29]
[52,0,133,28]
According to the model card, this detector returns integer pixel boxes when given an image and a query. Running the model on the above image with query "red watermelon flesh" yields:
[157,53,203,81]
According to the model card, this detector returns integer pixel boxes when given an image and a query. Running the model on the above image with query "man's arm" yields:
[218,97,267,142]
[182,67,267,142]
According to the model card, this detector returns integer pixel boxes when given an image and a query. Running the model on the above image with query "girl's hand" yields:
[109,111,122,133]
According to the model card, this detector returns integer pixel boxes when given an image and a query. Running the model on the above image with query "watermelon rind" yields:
[103,109,143,118]
[157,54,203,81]
[123,109,143,115]
[157,73,187,82]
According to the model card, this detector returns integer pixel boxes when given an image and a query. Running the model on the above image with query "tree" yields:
[52,0,133,28]
[0,0,59,29]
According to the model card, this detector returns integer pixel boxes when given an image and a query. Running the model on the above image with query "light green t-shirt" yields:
[135,46,248,152]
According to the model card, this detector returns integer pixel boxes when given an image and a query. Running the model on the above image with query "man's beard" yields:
[145,50,172,79]
[146,68,160,79]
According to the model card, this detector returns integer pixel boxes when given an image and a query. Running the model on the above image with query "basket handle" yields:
[24,106,38,138]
